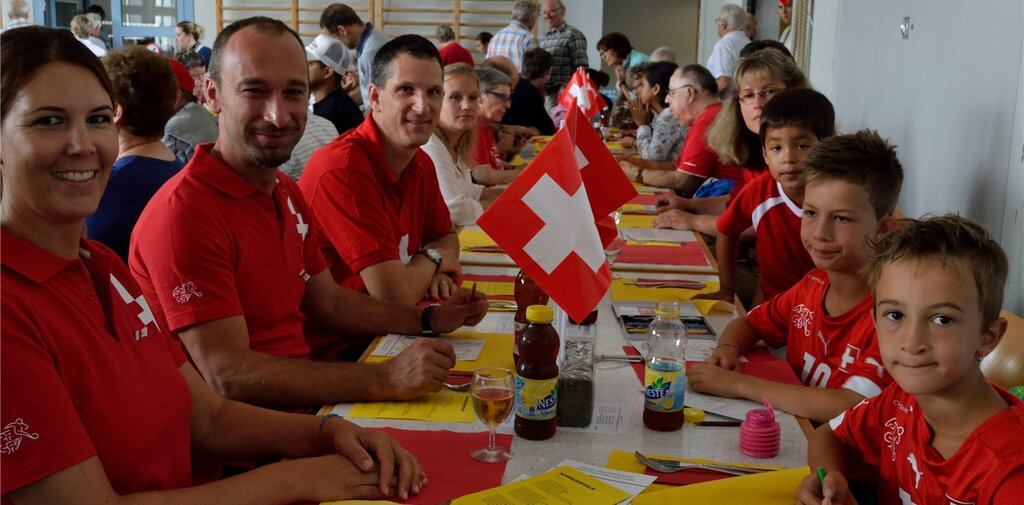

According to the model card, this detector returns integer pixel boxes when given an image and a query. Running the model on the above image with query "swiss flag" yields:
[476,99,636,322]
[558,67,603,121]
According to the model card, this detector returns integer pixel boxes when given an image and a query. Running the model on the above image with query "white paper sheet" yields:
[371,334,485,361]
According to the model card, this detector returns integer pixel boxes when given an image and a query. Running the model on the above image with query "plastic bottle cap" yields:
[525,305,554,323]
[683,407,705,424]
[653,301,681,316]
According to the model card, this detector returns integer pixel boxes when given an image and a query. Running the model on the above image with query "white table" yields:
[324,265,808,483]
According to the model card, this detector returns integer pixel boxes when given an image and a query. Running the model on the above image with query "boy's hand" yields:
[794,470,849,505]
[687,362,745,397]
[705,344,740,370]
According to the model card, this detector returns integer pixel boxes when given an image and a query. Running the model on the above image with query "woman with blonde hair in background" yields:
[421,63,506,226]
[176,20,211,64]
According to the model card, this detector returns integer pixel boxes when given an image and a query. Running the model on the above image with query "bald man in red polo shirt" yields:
[130,18,487,408]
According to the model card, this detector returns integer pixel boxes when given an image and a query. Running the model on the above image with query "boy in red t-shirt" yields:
[796,215,1024,505]
[689,129,903,422]
[699,88,834,306]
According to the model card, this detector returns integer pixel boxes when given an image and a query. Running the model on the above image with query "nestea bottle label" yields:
[515,376,558,420]
[644,363,685,412]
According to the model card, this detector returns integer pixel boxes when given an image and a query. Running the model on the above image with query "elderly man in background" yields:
[486,0,537,71]
[320,3,390,111]
[70,14,104,56]
[163,58,218,165]
[650,46,677,63]
[707,3,750,96]
[2,0,31,32]
[538,0,587,108]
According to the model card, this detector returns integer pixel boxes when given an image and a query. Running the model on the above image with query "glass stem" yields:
[487,428,497,451]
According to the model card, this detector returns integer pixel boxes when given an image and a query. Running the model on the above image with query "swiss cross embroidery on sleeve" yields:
[792,304,814,337]
[884,417,905,461]
[1,418,39,455]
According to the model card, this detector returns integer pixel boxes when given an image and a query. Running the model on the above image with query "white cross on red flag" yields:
[558,67,603,121]
[476,98,637,322]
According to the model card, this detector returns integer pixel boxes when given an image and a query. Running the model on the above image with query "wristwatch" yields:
[421,304,439,336]
[415,248,442,274]
[635,167,645,184]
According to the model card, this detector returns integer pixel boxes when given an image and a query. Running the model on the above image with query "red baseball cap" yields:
[168,57,194,95]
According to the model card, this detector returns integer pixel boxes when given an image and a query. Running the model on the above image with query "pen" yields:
[696,421,742,427]
[470,282,477,299]
[817,466,826,489]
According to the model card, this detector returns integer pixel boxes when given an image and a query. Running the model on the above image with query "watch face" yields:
[425,248,441,262]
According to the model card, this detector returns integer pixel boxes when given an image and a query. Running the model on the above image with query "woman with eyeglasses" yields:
[654,48,809,234]
[1,26,422,505]
[617,61,686,163]
[471,66,528,179]
[421,63,507,227]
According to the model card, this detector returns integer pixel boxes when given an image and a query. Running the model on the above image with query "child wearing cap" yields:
[689,130,902,423]
[306,33,362,134]
[796,215,1024,505]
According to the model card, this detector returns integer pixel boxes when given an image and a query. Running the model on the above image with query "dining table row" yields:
[318,180,816,505]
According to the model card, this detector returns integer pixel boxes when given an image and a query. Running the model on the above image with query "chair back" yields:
[981,310,1024,389]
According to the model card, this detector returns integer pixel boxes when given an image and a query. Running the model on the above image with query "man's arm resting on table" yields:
[472,164,522,185]
[178,314,456,406]
[360,230,461,304]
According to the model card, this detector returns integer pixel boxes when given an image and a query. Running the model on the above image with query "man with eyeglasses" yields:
[298,35,467,357]
[538,0,588,109]
[707,3,751,97]
[626,65,746,199]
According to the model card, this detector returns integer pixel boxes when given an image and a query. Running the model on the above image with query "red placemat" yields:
[372,427,511,504]
[644,466,736,485]
[616,242,710,267]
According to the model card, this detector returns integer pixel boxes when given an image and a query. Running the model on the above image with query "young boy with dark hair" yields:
[690,129,902,422]
[700,88,834,307]
[796,214,1024,505]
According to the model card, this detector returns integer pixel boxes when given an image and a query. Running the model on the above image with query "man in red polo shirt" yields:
[130,18,487,408]
[621,64,746,197]
[299,35,460,314]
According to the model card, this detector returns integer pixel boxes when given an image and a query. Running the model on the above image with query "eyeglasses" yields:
[541,7,564,16]
[666,84,695,99]
[737,87,784,104]
[485,90,511,103]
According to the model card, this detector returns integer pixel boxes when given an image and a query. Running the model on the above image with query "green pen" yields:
[817,466,826,489]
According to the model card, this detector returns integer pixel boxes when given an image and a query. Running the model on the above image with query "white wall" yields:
[600,0,699,69]
[809,0,1024,312]
[556,0,603,74]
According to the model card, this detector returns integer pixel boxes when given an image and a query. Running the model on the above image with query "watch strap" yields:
[421,304,439,335]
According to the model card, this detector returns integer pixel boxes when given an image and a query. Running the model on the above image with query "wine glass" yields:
[470,367,514,462]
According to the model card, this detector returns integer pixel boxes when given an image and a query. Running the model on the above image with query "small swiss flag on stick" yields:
[476,98,636,322]
[558,67,603,121]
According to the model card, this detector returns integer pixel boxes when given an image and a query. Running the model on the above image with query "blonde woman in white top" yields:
[421,63,504,226]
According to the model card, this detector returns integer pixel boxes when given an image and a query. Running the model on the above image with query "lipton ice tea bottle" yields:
[643,301,687,431]
[514,305,559,440]
[513,269,548,366]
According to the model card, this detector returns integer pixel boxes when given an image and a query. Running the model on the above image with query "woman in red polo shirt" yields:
[1,26,421,505]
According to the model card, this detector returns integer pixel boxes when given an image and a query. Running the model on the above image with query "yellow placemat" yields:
[605,449,796,501]
[472,281,514,297]
[633,467,809,504]
[619,215,656,228]
[459,228,499,249]
[610,278,719,302]
[364,332,514,372]
[347,390,476,423]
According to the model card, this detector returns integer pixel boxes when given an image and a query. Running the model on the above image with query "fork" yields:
[633,451,754,476]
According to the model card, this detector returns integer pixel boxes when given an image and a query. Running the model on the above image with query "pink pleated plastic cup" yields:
[739,399,781,458]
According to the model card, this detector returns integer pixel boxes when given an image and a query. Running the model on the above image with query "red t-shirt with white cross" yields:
[716,170,815,300]
[130,143,326,360]
[298,114,453,294]
[2,231,191,500]
[747,268,891,398]
[830,383,1024,504]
